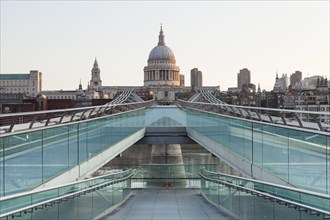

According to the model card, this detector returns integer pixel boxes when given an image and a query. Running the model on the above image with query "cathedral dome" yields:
[147,25,176,63]
[148,45,176,63]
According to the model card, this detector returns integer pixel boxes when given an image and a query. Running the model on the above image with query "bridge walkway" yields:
[102,189,234,220]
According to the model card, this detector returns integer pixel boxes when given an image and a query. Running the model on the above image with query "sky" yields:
[1,1,329,91]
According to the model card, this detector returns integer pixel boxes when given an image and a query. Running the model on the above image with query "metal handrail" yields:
[0,169,133,218]
[0,100,154,133]
[178,99,330,132]
[199,168,330,218]
[179,100,330,116]
[0,100,154,118]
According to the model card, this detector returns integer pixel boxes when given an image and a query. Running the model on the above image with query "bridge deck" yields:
[102,189,234,220]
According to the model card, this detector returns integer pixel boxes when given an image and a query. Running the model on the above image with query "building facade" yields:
[0,70,42,97]
[290,70,302,87]
[237,68,251,89]
[273,73,288,92]
[190,68,203,90]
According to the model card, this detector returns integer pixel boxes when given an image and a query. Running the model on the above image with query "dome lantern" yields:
[158,24,165,46]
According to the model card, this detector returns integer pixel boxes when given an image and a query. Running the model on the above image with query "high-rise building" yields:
[237,68,251,89]
[290,71,302,87]
[0,70,42,96]
[190,68,203,89]
[273,73,288,92]
[179,74,185,87]
[89,58,102,90]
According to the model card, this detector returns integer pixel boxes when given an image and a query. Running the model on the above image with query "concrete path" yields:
[102,189,234,220]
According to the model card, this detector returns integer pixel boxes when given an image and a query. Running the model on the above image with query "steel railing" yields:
[199,168,330,219]
[0,169,133,219]
[178,99,330,132]
[0,100,154,133]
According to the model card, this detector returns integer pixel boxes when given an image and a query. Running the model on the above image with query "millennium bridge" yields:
[0,89,329,220]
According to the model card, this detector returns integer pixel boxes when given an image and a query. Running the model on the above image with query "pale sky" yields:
[1,1,329,91]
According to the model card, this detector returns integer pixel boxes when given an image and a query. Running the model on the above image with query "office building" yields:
[190,68,203,90]
[237,68,251,89]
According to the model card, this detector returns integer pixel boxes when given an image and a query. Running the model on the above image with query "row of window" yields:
[48,96,76,100]
[1,88,35,93]
[47,96,97,100]
[0,80,36,86]
[296,107,330,111]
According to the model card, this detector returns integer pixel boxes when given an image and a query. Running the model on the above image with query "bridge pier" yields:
[149,144,186,187]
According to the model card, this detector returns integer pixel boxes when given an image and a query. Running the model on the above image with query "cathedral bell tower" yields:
[90,58,102,90]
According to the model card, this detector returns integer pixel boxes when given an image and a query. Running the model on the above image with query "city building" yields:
[316,77,329,92]
[295,90,330,124]
[237,68,251,89]
[89,58,102,90]
[190,68,203,90]
[0,93,37,113]
[42,81,102,100]
[179,74,185,87]
[281,86,296,109]
[290,70,302,87]
[301,75,325,90]
[221,85,260,107]
[0,70,42,97]
[273,73,288,92]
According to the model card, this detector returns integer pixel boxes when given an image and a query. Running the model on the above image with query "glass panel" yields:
[58,198,77,220]
[252,123,264,167]
[145,106,187,127]
[68,124,78,169]
[4,131,42,195]
[42,127,69,182]
[78,122,88,164]
[0,194,31,214]
[328,135,330,195]
[76,193,93,220]
[31,203,59,220]
[239,190,254,220]
[32,188,59,204]
[87,120,101,158]
[100,117,110,151]
[254,193,274,219]
[289,129,327,194]
[186,108,330,195]
[0,137,4,197]
[261,126,289,181]
[243,121,252,161]
[219,184,232,215]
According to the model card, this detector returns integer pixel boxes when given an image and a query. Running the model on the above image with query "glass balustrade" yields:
[0,109,145,197]
[200,169,329,220]
[187,108,330,195]
[0,169,132,219]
